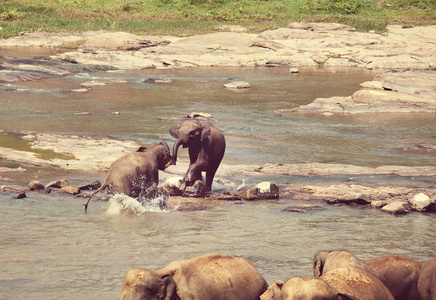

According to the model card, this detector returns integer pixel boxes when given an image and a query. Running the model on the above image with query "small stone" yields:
[46,179,69,189]
[239,182,279,200]
[58,186,80,195]
[409,193,432,211]
[15,191,27,199]
[70,88,89,93]
[28,180,45,191]
[183,180,206,198]
[381,201,411,214]
[162,177,184,196]
[78,180,102,191]
[224,81,250,89]
[289,68,299,73]
[80,80,106,87]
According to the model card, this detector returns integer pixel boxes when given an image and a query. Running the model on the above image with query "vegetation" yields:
[0,0,435,38]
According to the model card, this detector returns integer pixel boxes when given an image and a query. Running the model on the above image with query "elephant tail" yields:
[83,180,108,212]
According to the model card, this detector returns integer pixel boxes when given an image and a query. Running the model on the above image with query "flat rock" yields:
[81,32,170,51]
[0,24,434,70]
[381,201,412,214]
[281,70,436,115]
[224,81,250,89]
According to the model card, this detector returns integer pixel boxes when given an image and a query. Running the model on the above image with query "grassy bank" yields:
[1,0,435,39]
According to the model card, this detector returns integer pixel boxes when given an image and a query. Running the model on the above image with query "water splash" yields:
[106,193,170,216]
[105,182,170,216]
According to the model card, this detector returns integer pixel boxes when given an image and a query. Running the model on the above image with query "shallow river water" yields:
[0,50,435,299]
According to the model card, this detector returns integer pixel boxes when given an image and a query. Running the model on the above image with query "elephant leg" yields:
[183,165,203,186]
[205,165,219,191]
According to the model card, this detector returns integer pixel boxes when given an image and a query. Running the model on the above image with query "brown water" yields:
[0,51,435,299]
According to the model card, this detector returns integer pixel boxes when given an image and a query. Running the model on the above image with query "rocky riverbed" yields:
[0,22,435,214]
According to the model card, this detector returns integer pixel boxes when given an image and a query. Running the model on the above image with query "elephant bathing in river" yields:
[84,142,172,211]
[118,254,268,300]
[418,257,436,300]
[314,250,422,300]
[170,119,225,191]
[260,266,394,300]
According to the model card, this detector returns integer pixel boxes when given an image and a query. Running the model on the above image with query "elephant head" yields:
[118,268,179,300]
[169,119,211,165]
[138,141,172,170]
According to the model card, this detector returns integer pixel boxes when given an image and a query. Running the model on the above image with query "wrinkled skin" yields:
[84,142,172,211]
[418,257,436,300]
[118,254,268,300]
[313,250,376,278]
[322,267,394,300]
[169,119,225,191]
[366,256,422,300]
[260,277,353,300]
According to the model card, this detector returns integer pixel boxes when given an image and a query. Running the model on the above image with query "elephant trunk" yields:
[171,139,183,165]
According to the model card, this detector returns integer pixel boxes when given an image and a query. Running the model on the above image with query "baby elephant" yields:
[84,142,172,211]
[118,254,268,300]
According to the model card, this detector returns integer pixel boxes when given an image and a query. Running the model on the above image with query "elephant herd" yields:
[84,118,226,211]
[118,251,436,300]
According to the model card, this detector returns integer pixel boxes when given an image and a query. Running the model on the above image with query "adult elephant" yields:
[322,267,394,300]
[366,256,422,300]
[313,250,376,278]
[314,250,422,300]
[118,254,268,300]
[418,257,436,300]
[260,277,352,300]
[260,267,394,300]
[84,142,172,211]
[169,119,225,191]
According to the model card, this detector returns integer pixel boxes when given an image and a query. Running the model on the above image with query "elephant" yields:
[84,142,172,211]
[366,256,422,300]
[418,257,436,300]
[313,250,376,279]
[314,250,422,300]
[260,277,353,300]
[118,254,268,300]
[321,267,394,300]
[169,119,225,191]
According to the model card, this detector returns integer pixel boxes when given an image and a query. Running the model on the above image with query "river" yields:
[0,49,435,299]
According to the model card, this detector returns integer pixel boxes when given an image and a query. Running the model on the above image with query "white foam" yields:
[105,193,169,216]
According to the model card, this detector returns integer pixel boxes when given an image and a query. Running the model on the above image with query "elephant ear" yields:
[313,253,324,278]
[200,123,211,141]
[169,124,181,139]
[160,274,179,300]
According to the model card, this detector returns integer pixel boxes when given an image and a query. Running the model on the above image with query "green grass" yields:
[0,0,435,39]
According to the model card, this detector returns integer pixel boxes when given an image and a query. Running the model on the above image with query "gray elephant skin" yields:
[84,142,172,211]
[118,254,268,300]
[314,250,422,300]
[260,265,394,300]
[260,277,353,300]
[366,255,422,300]
[418,257,436,300]
[170,119,225,191]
